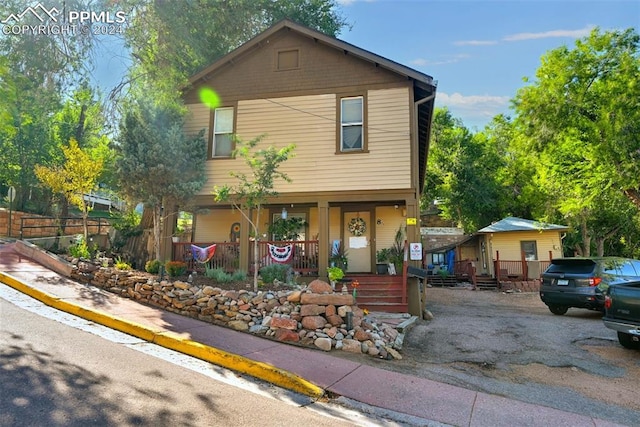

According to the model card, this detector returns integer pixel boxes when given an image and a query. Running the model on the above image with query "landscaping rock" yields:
[70,267,405,360]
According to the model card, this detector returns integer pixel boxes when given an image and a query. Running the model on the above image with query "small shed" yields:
[476,217,569,279]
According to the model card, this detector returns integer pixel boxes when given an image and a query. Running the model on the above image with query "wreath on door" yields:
[348,217,366,236]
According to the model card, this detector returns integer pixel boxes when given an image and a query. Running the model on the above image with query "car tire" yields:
[548,305,569,315]
[617,332,640,350]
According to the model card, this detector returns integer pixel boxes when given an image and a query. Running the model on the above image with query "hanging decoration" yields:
[229,222,241,242]
[267,243,294,263]
[348,217,366,236]
[191,244,217,264]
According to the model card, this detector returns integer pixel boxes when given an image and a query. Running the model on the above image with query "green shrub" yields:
[115,256,132,271]
[165,260,187,277]
[145,259,161,274]
[259,263,290,284]
[68,236,91,259]
[204,266,232,283]
[231,269,248,282]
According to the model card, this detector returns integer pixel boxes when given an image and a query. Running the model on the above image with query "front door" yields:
[343,211,371,273]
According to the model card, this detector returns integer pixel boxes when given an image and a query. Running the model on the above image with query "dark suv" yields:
[539,257,640,315]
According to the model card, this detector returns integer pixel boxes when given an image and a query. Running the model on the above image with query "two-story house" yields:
[168,19,436,312]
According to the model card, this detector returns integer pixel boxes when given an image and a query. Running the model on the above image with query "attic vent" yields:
[276,49,299,70]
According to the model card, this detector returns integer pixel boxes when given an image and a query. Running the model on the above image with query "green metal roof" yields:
[477,217,569,233]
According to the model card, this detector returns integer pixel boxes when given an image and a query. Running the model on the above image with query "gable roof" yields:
[188,19,435,89]
[477,217,569,233]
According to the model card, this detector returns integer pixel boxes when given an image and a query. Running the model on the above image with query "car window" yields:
[618,260,639,276]
[546,262,595,274]
[600,259,622,275]
[630,260,640,276]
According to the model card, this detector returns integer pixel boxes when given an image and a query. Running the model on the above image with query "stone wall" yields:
[71,265,404,359]
[499,279,541,293]
[0,209,111,238]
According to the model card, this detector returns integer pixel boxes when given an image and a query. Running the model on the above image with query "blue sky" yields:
[335,0,640,129]
[92,0,639,129]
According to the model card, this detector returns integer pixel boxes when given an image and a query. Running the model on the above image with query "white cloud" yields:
[435,92,512,128]
[410,54,470,67]
[453,40,498,46]
[503,25,594,41]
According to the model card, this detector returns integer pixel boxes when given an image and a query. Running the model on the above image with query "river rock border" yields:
[71,263,405,360]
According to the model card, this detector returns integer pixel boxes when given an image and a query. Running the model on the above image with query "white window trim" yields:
[340,96,363,152]
[213,107,234,157]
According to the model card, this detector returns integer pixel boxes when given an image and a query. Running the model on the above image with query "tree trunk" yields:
[153,203,162,261]
[579,214,591,257]
[624,188,640,209]
[122,206,154,269]
[595,238,605,257]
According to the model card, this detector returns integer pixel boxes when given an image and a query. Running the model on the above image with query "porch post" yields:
[239,207,251,272]
[405,199,420,267]
[521,250,528,279]
[318,200,329,279]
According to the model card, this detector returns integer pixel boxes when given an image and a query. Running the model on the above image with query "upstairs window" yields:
[213,107,234,157]
[340,96,363,151]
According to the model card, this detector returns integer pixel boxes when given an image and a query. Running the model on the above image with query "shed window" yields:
[521,241,538,261]
[432,253,446,265]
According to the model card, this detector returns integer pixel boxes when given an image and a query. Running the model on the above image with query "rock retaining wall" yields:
[499,279,541,293]
[71,264,404,360]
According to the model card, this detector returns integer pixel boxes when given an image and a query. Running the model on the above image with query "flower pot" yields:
[376,263,388,275]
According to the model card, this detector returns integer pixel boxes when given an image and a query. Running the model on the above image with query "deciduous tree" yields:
[116,99,207,262]
[513,27,640,255]
[213,136,296,292]
[34,139,103,241]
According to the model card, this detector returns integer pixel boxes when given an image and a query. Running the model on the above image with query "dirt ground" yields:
[338,286,640,423]
[432,288,640,410]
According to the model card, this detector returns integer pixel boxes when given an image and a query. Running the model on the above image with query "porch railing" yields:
[494,259,526,281]
[454,260,477,285]
[174,242,240,273]
[249,240,319,276]
[173,240,319,276]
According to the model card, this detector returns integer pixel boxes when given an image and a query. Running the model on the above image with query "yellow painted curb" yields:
[0,271,325,398]
[154,331,325,398]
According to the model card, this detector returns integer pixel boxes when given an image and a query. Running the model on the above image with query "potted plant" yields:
[268,217,308,241]
[327,266,344,290]
[388,226,405,274]
[329,246,348,270]
[376,248,391,274]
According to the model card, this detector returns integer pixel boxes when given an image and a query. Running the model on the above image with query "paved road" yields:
[0,290,371,427]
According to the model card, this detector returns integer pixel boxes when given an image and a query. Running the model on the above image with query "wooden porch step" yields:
[426,276,458,287]
[356,302,408,313]
[344,274,407,313]
[476,275,499,289]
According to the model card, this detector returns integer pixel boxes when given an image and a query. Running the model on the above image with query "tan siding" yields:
[185,104,210,136]
[490,231,563,260]
[329,207,342,243]
[194,210,242,242]
[374,206,406,252]
[197,87,411,196]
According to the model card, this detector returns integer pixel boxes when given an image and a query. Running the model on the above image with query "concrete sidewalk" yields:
[0,243,626,426]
